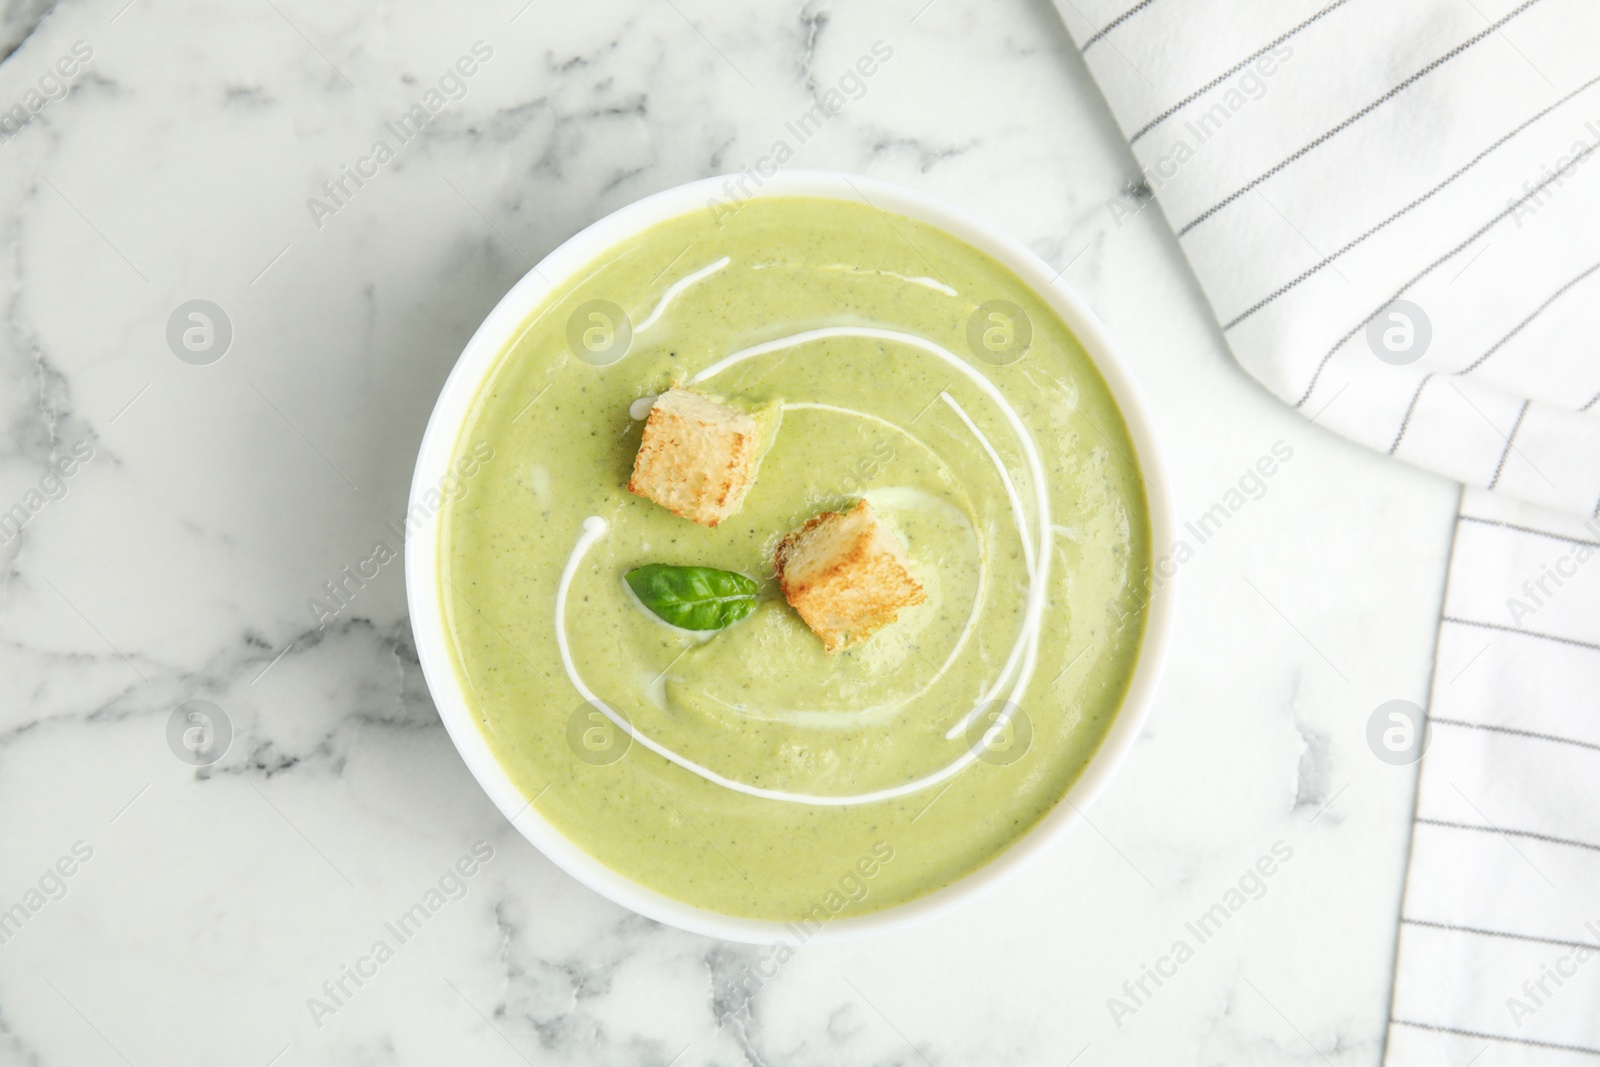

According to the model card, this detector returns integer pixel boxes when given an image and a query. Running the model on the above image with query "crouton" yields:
[627,386,763,527]
[773,498,926,652]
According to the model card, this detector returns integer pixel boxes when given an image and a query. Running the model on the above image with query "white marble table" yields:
[0,0,1461,1063]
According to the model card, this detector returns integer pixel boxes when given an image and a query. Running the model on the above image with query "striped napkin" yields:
[1050,0,1600,1058]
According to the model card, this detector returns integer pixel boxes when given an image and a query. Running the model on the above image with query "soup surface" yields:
[439,195,1151,921]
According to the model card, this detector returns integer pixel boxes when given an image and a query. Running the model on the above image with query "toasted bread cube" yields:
[627,387,762,527]
[774,499,927,652]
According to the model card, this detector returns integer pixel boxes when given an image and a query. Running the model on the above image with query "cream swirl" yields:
[554,325,1052,805]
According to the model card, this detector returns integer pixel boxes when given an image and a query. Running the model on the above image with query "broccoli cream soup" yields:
[439,196,1151,920]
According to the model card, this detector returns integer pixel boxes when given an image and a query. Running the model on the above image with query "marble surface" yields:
[0,0,1462,1063]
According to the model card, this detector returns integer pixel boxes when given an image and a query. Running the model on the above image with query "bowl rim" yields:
[404,170,1176,945]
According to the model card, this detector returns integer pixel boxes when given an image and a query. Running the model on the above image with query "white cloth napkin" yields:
[1050,0,1600,1058]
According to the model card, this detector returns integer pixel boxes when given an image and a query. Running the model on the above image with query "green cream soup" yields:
[440,196,1151,921]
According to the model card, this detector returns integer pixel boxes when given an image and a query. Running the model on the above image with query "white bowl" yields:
[405,171,1175,944]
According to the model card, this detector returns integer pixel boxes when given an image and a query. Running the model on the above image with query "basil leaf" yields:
[625,564,760,631]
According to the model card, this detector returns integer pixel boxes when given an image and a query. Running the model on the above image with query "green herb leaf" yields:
[625,564,760,631]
